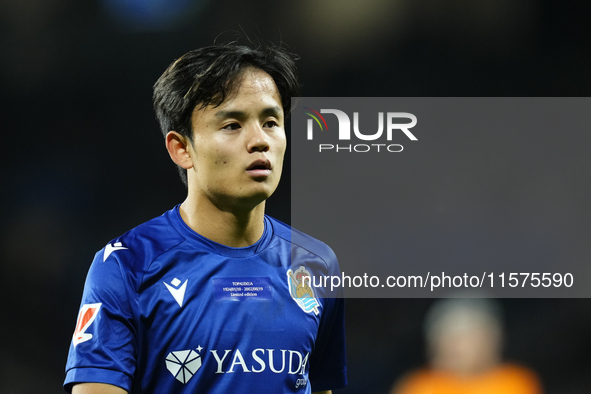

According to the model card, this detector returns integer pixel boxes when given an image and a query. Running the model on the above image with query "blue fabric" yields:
[64,206,347,393]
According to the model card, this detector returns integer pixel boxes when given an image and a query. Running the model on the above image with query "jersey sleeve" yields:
[309,297,348,391]
[64,247,137,393]
[308,248,348,391]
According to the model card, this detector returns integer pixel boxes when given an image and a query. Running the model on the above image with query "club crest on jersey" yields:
[73,303,102,346]
[287,267,319,315]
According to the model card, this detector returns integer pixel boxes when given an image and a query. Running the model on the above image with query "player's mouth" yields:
[246,159,272,178]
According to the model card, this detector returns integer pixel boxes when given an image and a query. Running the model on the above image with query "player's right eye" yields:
[222,122,241,131]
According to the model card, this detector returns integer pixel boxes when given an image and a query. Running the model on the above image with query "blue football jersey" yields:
[64,206,347,393]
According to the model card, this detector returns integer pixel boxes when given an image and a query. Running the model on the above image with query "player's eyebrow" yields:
[214,110,246,120]
[260,106,283,119]
[214,106,283,120]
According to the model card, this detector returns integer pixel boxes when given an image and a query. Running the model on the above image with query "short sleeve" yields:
[308,246,348,391]
[308,296,347,391]
[64,248,137,393]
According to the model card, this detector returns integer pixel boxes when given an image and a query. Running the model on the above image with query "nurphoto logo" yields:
[303,107,417,153]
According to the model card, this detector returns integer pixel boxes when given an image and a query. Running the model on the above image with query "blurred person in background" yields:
[391,298,542,394]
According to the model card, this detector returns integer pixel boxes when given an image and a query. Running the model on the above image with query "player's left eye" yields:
[263,120,279,128]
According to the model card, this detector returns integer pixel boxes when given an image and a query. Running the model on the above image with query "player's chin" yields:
[248,174,280,190]
[216,181,273,201]
[243,184,279,205]
[250,187,276,202]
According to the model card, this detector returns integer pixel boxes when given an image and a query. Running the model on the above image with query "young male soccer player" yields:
[64,43,347,394]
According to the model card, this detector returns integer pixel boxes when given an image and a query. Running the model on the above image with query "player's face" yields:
[187,68,286,210]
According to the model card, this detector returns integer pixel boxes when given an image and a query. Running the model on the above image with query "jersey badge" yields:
[164,278,188,307]
[287,266,320,315]
[103,242,128,261]
[165,347,203,384]
[72,303,102,346]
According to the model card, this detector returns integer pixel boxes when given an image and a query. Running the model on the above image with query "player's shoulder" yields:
[99,207,186,273]
[267,215,338,266]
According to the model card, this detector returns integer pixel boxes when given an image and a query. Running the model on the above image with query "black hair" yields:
[153,42,300,186]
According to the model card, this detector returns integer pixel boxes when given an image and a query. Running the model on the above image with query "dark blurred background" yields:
[1,1,590,393]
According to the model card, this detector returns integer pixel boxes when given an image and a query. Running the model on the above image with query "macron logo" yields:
[103,242,128,262]
[164,278,188,308]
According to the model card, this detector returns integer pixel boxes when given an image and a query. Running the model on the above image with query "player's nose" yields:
[247,124,270,153]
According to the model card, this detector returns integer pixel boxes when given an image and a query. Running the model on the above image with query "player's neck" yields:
[179,197,266,248]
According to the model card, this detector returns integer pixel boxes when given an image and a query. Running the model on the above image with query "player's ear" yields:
[165,131,193,170]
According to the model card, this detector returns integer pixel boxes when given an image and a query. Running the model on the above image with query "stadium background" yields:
[1,1,590,393]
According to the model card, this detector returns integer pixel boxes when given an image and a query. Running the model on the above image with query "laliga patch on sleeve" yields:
[212,277,273,301]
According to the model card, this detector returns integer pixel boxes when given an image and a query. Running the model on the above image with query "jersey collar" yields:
[168,205,273,258]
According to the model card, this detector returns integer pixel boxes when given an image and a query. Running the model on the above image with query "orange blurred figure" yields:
[391,298,542,394]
